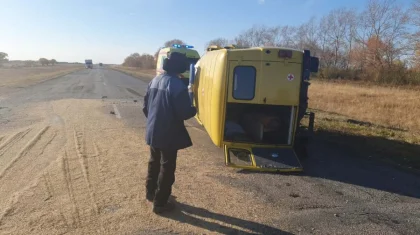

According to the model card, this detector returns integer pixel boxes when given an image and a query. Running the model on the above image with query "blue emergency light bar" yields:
[172,44,194,49]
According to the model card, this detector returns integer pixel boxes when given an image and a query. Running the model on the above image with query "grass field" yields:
[309,80,420,133]
[0,65,84,88]
[110,66,155,82]
[308,80,420,171]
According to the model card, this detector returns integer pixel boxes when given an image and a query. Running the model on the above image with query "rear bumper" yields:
[224,144,303,172]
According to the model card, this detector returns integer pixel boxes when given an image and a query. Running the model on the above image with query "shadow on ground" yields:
[237,129,420,199]
[304,130,420,198]
[314,129,420,170]
[161,198,293,235]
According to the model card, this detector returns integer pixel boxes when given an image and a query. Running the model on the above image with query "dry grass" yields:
[309,80,420,133]
[111,66,155,82]
[308,80,420,170]
[0,65,84,88]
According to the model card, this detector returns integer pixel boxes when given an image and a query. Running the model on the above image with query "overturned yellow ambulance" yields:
[189,45,319,172]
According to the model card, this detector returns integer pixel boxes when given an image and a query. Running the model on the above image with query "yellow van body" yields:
[192,47,317,172]
[156,45,200,85]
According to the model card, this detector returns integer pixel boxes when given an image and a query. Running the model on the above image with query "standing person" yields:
[142,52,197,214]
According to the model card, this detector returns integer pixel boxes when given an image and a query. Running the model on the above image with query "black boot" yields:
[153,201,175,214]
[146,192,155,202]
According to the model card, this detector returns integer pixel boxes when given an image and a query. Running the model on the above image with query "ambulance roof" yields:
[202,46,304,63]
[159,44,200,58]
[227,46,303,53]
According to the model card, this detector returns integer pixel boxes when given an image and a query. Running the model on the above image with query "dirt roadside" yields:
[0,65,84,89]
[0,99,292,235]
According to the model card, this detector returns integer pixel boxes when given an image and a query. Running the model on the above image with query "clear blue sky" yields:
[0,0,414,64]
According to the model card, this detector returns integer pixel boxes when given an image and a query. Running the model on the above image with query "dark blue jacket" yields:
[143,73,197,150]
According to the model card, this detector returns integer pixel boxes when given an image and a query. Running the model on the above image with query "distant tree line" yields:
[39,58,57,66]
[206,0,420,85]
[0,52,8,66]
[122,53,154,68]
[0,52,59,67]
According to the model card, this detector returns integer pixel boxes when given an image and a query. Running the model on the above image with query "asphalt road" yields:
[0,66,419,235]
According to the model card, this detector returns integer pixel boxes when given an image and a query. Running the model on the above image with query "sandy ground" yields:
[0,99,287,234]
[0,68,419,235]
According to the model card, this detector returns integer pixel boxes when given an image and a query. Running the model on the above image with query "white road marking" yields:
[112,104,121,119]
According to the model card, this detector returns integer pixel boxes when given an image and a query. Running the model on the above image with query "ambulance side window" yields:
[232,66,256,100]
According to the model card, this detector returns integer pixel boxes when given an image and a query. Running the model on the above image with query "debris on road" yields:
[289,193,300,198]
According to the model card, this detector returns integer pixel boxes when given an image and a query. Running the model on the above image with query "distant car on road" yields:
[99,63,103,66]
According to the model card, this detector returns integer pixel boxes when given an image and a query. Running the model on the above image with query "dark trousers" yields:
[146,146,178,206]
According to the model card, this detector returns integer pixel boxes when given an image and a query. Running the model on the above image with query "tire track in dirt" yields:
[42,171,54,202]
[0,128,32,157]
[0,126,49,180]
[42,170,70,228]
[73,130,99,215]
[48,129,108,231]
[91,141,107,234]
[39,132,57,155]
[0,181,38,227]
[0,126,56,225]
[93,142,105,184]
[61,150,81,228]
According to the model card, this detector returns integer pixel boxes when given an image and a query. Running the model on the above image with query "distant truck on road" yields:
[85,59,93,69]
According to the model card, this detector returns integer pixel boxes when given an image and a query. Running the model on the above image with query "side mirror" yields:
[188,64,195,105]
[189,63,195,85]
[310,57,319,73]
